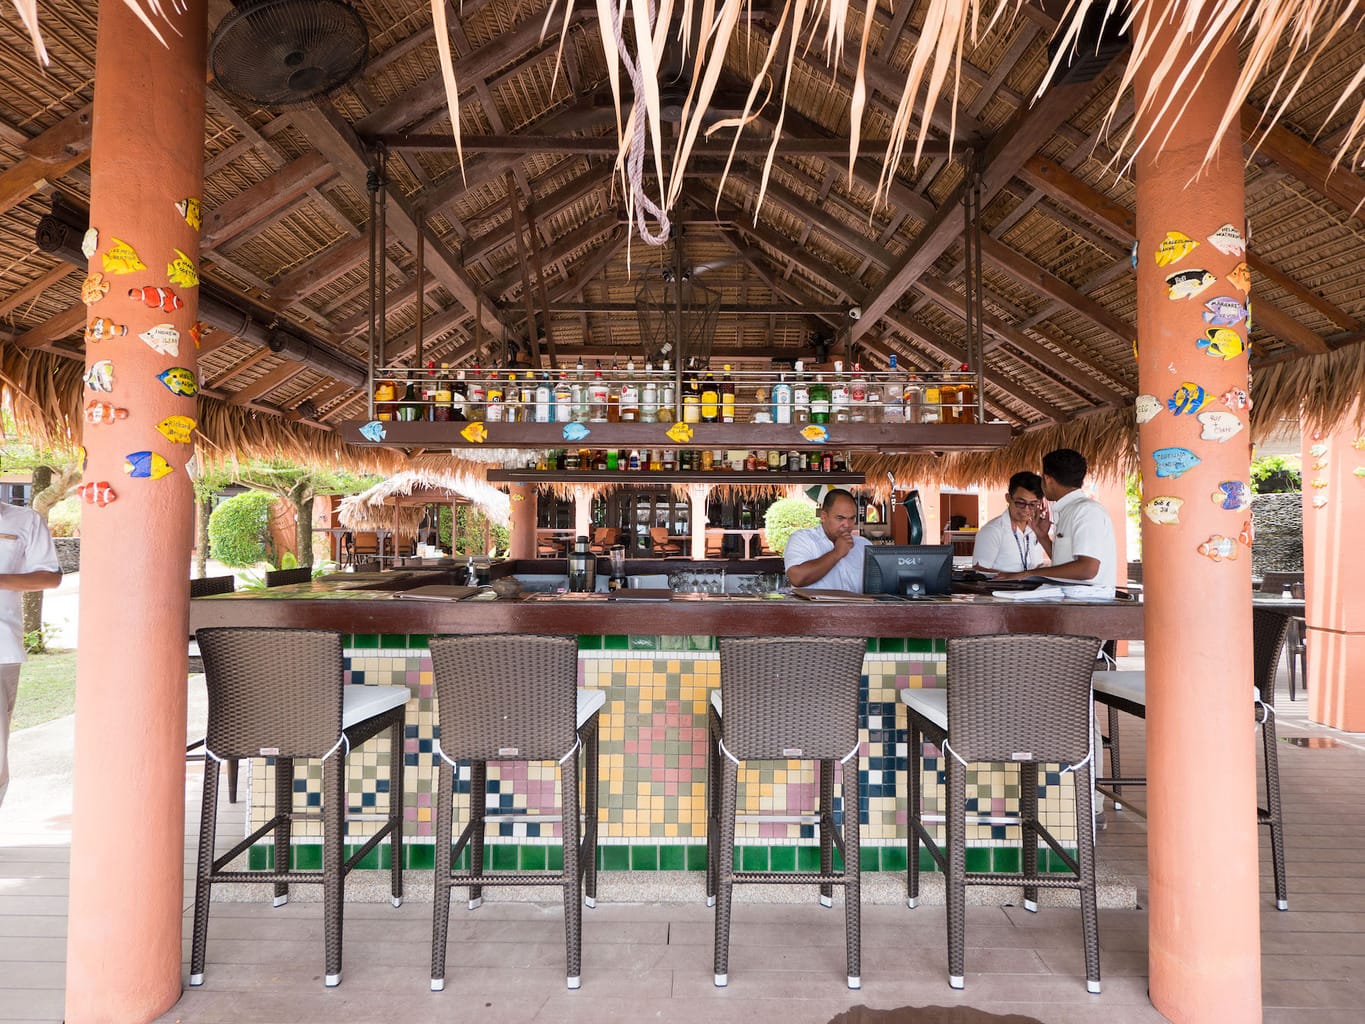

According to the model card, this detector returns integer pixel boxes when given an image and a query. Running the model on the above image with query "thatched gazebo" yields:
[337,468,510,543]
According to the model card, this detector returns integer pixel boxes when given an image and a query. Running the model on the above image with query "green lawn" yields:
[13,649,77,731]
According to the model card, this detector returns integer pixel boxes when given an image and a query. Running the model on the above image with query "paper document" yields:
[991,585,1065,601]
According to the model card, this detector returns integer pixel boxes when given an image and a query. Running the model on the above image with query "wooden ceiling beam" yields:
[486,212,618,296]
[0,264,74,318]
[1245,105,1365,217]
[1249,255,1362,333]
[1251,299,1330,355]
[267,234,371,306]
[331,272,436,337]
[14,301,83,349]
[463,161,603,264]
[0,106,91,218]
[200,152,335,248]
[229,362,306,405]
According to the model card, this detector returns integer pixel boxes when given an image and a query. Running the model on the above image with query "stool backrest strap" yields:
[429,634,580,762]
[946,633,1101,766]
[197,627,345,760]
[718,636,866,761]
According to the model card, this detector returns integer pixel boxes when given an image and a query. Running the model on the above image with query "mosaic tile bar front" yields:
[244,635,1078,873]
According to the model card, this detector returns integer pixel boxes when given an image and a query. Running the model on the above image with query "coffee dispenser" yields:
[567,536,597,593]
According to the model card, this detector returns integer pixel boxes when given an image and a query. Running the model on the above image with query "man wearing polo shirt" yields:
[973,471,1052,574]
[784,489,870,592]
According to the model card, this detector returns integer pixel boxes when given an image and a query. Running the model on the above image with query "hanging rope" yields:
[608,0,670,247]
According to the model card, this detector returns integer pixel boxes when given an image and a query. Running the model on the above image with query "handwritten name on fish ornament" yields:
[128,285,183,313]
[77,481,116,507]
[80,273,109,305]
[1167,382,1211,416]
[1154,231,1199,267]
[1220,387,1252,411]
[800,424,829,444]
[1144,496,1183,525]
[83,360,114,392]
[1134,394,1163,425]
[176,197,202,231]
[84,400,128,425]
[139,324,180,356]
[1197,535,1239,562]
[167,248,199,288]
[1227,262,1250,293]
[124,451,173,480]
[81,227,98,260]
[157,366,198,397]
[1211,481,1251,511]
[666,422,695,443]
[1153,447,1201,479]
[85,316,127,344]
[1197,328,1245,360]
[1166,269,1215,300]
[562,422,591,442]
[155,415,195,444]
[101,237,146,275]
[358,421,386,443]
[1202,296,1249,326]
[1207,224,1246,257]
[1197,411,1244,443]
[460,421,488,443]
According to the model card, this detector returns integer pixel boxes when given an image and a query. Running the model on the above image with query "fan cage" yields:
[635,278,721,367]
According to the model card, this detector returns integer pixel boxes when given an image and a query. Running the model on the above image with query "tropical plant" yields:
[1251,455,1301,493]
[763,497,819,554]
[206,491,274,567]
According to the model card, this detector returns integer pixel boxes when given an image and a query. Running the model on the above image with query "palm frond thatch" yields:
[338,468,511,538]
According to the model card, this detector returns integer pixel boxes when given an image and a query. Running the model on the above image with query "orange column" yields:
[1134,4,1259,1019]
[66,4,206,1022]
[508,483,536,559]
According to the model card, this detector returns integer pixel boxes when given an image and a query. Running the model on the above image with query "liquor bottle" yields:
[572,360,590,422]
[484,370,505,422]
[373,377,396,421]
[682,370,701,423]
[848,363,868,422]
[831,361,850,423]
[396,373,422,422]
[956,363,976,424]
[467,367,486,421]
[767,448,781,471]
[554,372,573,423]
[433,364,454,422]
[628,449,641,471]
[658,360,676,423]
[700,370,719,423]
[588,365,609,422]
[421,360,438,420]
[619,358,640,422]
[606,361,621,423]
[771,372,793,424]
[519,373,536,423]
[883,354,905,423]
[921,378,941,424]
[451,368,468,421]
[905,373,924,424]
[864,371,883,423]
[535,371,553,423]
[809,373,831,424]
[663,448,676,471]
[938,369,958,425]
[720,365,736,423]
[639,362,659,423]
[792,360,811,423]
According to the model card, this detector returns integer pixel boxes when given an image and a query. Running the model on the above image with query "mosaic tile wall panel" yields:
[245,636,1079,861]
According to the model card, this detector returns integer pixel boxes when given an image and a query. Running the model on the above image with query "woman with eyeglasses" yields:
[971,471,1053,574]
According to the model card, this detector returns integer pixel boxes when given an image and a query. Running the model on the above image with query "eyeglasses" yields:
[1010,499,1041,510]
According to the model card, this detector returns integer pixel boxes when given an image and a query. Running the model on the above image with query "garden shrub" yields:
[763,496,819,554]
[207,491,274,567]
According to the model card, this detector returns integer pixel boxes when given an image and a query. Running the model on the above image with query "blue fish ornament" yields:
[1212,481,1251,511]
[1167,382,1210,416]
[562,422,591,442]
[1202,296,1249,326]
[1153,447,1201,479]
[157,367,198,397]
[358,420,387,443]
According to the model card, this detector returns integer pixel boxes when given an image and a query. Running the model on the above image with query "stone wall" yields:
[1251,492,1302,573]
[54,537,80,574]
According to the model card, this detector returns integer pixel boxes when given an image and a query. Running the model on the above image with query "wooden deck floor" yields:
[3,651,1362,1023]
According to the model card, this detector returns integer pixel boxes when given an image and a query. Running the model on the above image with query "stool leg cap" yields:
[819,895,834,908]
[1023,899,1038,913]
[567,976,581,990]
[430,978,445,992]
[1087,980,1102,995]
[584,896,596,909]
[325,973,341,987]
[189,973,204,987]
[273,895,289,908]
[1277,899,1289,911]
[907,897,919,910]
[714,973,728,988]
[468,897,483,910]
[949,975,964,990]
[391,896,402,908]
[706,895,716,907]
[848,976,861,990]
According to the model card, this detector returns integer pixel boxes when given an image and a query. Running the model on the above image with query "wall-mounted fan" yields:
[210,0,368,108]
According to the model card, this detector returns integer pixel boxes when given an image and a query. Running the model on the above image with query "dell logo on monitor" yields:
[896,557,923,566]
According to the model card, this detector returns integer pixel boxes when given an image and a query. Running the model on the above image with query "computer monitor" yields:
[862,544,954,598]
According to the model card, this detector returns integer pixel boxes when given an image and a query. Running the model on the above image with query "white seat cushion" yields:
[899,687,948,732]
[1091,671,1147,709]
[577,688,606,729]
[710,688,722,717]
[342,684,411,729]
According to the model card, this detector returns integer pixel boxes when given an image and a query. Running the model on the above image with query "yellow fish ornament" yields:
[167,248,199,288]
[155,415,196,444]
[800,424,830,444]
[1154,231,1199,267]
[102,237,146,275]
[460,421,488,443]
[666,422,694,443]
[176,198,202,231]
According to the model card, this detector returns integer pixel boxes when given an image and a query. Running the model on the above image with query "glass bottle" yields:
[809,373,831,424]
[771,372,792,424]
[589,365,609,422]
[939,370,958,425]
[554,372,573,423]
[606,360,621,423]
[619,358,639,422]
[701,370,719,423]
[396,374,422,422]
[921,379,941,424]
[451,368,468,421]
[373,377,396,421]
[534,371,553,423]
[956,363,976,424]
[848,362,868,422]
[486,371,506,422]
[467,367,486,421]
[433,364,453,422]
[721,365,736,423]
[792,360,810,423]
[905,373,924,424]
[831,360,850,423]
[883,354,905,423]
[683,371,701,423]
[639,362,658,423]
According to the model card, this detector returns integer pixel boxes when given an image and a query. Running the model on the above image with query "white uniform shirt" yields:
[783,526,870,592]
[971,512,1049,573]
[1050,489,1116,598]
[0,502,59,664]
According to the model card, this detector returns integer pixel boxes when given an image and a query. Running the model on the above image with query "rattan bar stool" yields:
[427,634,603,993]
[190,628,408,988]
[186,575,239,800]
[706,635,867,990]
[1094,606,1292,910]
[901,633,1103,993]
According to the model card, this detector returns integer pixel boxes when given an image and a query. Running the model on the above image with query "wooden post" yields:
[508,482,536,558]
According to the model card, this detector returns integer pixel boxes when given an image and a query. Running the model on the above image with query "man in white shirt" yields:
[973,472,1052,574]
[0,497,61,809]
[783,490,870,592]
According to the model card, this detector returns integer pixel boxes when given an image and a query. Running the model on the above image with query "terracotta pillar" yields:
[66,3,206,1021]
[1302,405,1365,728]
[688,484,710,560]
[572,485,592,542]
[1134,4,1259,1018]
[508,483,535,559]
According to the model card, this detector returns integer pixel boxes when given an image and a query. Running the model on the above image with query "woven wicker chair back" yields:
[1253,607,1292,691]
[1258,571,1303,593]
[189,575,235,598]
[946,633,1101,765]
[429,634,580,761]
[264,566,313,588]
[717,636,866,760]
[196,628,345,759]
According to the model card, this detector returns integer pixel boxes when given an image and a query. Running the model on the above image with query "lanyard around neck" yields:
[1013,527,1031,570]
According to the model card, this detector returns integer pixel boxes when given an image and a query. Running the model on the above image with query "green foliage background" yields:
[763,497,819,554]
[207,491,275,566]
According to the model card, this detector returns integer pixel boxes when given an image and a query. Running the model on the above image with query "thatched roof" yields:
[2,2,1364,485]
[337,468,510,537]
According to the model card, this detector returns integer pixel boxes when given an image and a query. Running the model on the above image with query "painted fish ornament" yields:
[167,248,199,288]
[666,422,695,443]
[155,415,195,444]
[1134,394,1163,424]
[1220,387,1252,411]
[1197,535,1239,562]
[1153,447,1201,479]
[84,316,127,344]
[1166,269,1216,300]
[1144,496,1183,525]
[77,446,87,474]
[1168,382,1211,416]
[1353,467,1365,478]
[1313,458,1329,471]
[1354,438,1365,450]
[176,197,202,231]
[84,399,128,425]
[80,273,109,305]
[81,227,98,260]
[1202,296,1249,326]
[128,285,183,313]
[1207,223,1246,257]
[562,422,591,442]
[124,450,173,480]
[1227,262,1251,293]
[800,424,829,444]
[1154,231,1199,267]
[1310,443,1328,458]
[1212,481,1251,511]
[358,420,386,443]
[1313,496,1329,509]
[157,366,198,397]
[1312,477,1329,489]
[83,359,114,392]
[138,324,180,356]
[77,480,117,507]
[1238,519,1254,547]
[1197,410,1244,442]
[189,321,206,348]
[1197,328,1245,360]
[101,237,146,275]
[460,421,487,443]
